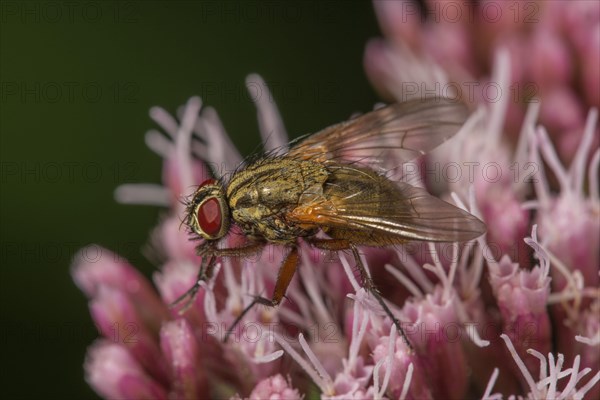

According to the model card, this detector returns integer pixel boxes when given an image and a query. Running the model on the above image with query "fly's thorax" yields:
[225,158,329,241]
[226,158,328,210]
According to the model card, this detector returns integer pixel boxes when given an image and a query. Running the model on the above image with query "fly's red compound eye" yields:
[189,179,230,240]
[197,197,222,237]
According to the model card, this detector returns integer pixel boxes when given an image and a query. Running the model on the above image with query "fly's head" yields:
[186,179,231,240]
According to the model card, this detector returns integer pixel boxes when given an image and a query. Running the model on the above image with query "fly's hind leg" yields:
[349,246,412,350]
[225,246,300,342]
[308,237,412,350]
[170,240,265,314]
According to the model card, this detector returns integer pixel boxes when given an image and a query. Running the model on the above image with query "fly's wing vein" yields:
[287,97,469,170]
[289,180,485,243]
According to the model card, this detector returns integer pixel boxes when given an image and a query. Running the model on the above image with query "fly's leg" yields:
[169,254,217,313]
[169,240,265,313]
[349,246,413,351]
[205,241,266,258]
[225,246,299,342]
[308,237,413,350]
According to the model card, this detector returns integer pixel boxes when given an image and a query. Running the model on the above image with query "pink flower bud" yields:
[248,374,302,400]
[160,319,207,399]
[90,286,169,384]
[489,255,552,387]
[85,340,167,400]
[371,333,432,399]
[402,287,468,398]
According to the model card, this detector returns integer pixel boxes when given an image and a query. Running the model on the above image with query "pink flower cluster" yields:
[73,2,599,399]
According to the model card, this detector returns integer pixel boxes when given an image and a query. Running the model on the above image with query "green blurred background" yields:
[0,1,383,398]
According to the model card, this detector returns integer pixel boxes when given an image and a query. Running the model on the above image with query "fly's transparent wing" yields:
[287,97,469,170]
[288,166,485,243]
[328,182,486,242]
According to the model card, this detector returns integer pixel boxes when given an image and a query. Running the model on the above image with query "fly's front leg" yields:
[201,240,266,258]
[308,237,413,350]
[225,246,299,342]
[170,240,265,313]
[169,251,217,313]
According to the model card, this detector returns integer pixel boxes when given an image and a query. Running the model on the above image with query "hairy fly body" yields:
[174,97,487,347]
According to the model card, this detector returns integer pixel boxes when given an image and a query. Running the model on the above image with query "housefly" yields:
[173,97,486,346]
